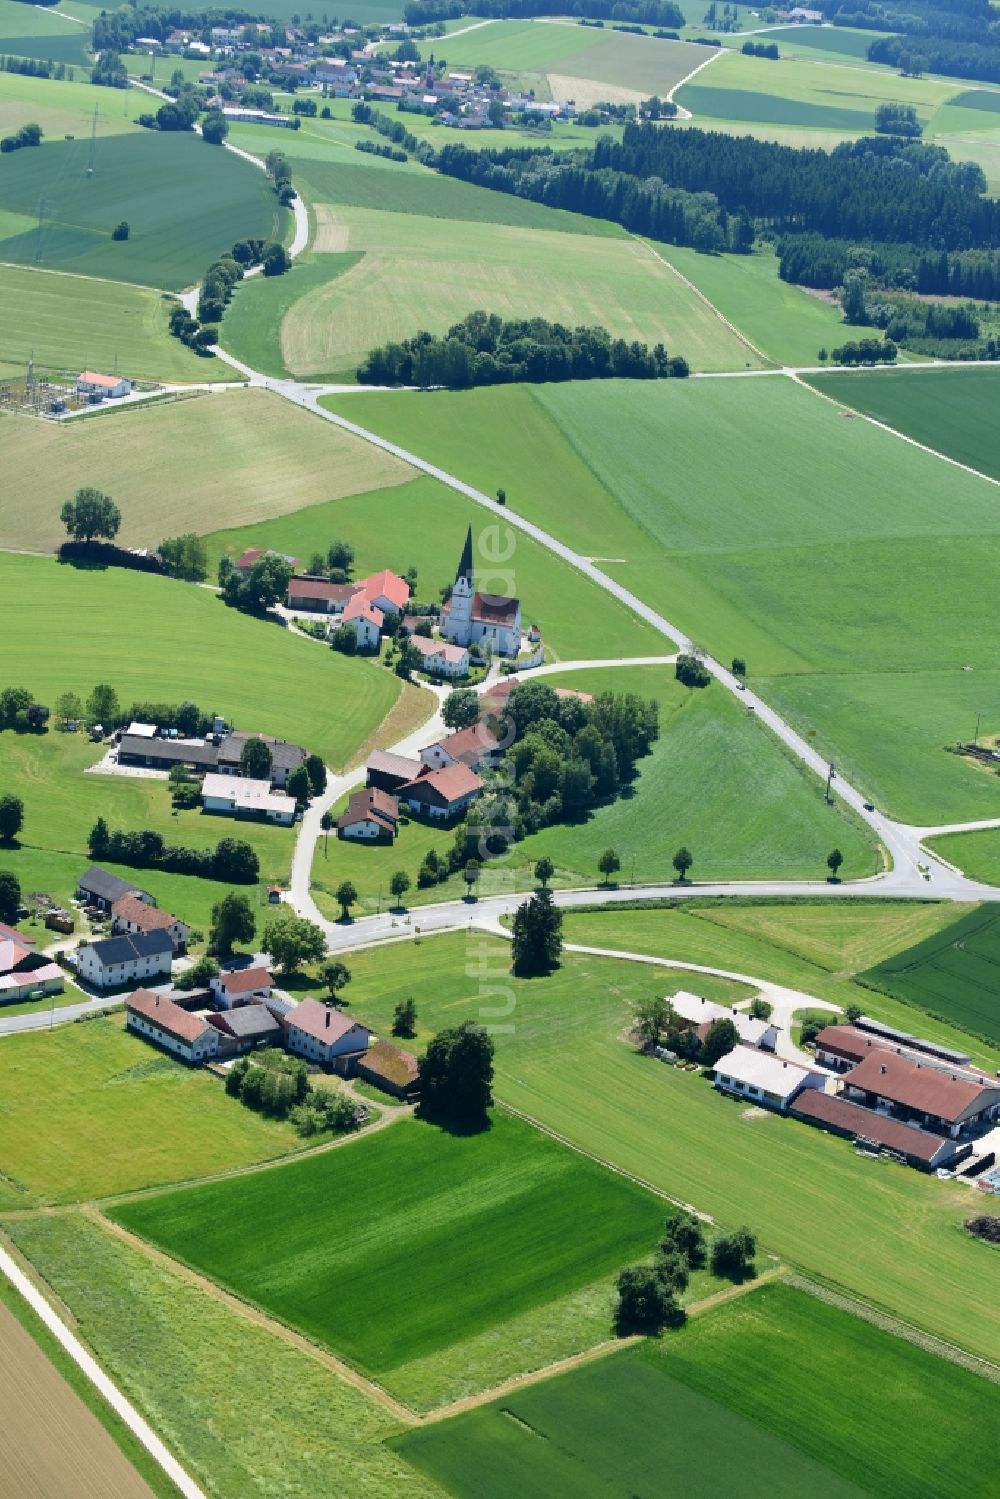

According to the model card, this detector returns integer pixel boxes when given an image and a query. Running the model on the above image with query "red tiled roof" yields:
[814,1025,884,1063]
[79,370,123,388]
[845,1051,993,1123]
[343,594,384,627]
[471,591,519,627]
[408,635,468,664]
[287,997,370,1045]
[401,762,483,805]
[337,787,398,832]
[126,988,212,1044]
[359,569,409,611]
[236,548,299,571]
[0,922,33,946]
[790,1089,955,1163]
[359,1038,418,1088]
[430,722,500,765]
[112,895,182,933]
[0,939,31,973]
[218,966,273,994]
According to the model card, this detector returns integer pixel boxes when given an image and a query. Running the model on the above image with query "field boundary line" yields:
[85,1209,421,1425]
[638,236,773,367]
[0,1233,206,1498]
[786,1273,1000,1384]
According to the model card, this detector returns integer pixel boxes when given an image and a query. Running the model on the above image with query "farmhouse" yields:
[440,528,522,657]
[285,569,409,627]
[355,1038,419,1100]
[337,787,398,842]
[366,749,422,794]
[408,635,470,679]
[669,990,779,1050]
[76,866,151,912]
[201,772,296,825]
[77,930,173,990]
[284,998,372,1068]
[713,1046,826,1112]
[77,371,131,399]
[207,1003,283,1053]
[359,569,409,615]
[126,988,221,1063]
[117,734,219,773]
[398,762,484,820]
[286,577,356,613]
[216,733,307,789]
[789,1090,972,1172]
[840,1052,1000,1138]
[111,895,189,952]
[343,593,383,651]
[210,966,274,1009]
[420,721,501,772]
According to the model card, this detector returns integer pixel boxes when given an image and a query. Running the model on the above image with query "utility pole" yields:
[825,762,836,804]
[87,104,97,175]
[974,711,982,747]
[34,196,46,262]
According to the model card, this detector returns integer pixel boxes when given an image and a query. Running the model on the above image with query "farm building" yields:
[285,569,409,622]
[0,933,64,1004]
[359,570,409,615]
[366,749,422,794]
[210,966,274,1009]
[840,1052,1000,1139]
[234,548,299,575]
[77,930,173,990]
[284,999,372,1069]
[398,762,484,820]
[407,635,470,679]
[201,773,296,825]
[789,1090,972,1172]
[713,1046,826,1112]
[111,895,189,953]
[286,577,356,613]
[355,1039,419,1100]
[76,866,152,912]
[342,593,383,651]
[216,733,306,789]
[77,371,131,399]
[440,529,521,657]
[420,721,502,772]
[814,1022,974,1074]
[117,734,219,773]
[669,991,778,1051]
[337,788,399,842]
[126,989,221,1063]
[207,1003,283,1054]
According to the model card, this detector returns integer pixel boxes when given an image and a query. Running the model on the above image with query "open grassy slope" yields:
[861,901,1000,1044]
[0,264,222,382]
[0,0,91,64]
[0,70,135,144]
[928,828,1000,888]
[219,251,360,378]
[0,387,412,553]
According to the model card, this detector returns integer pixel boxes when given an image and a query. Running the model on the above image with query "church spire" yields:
[455,526,474,587]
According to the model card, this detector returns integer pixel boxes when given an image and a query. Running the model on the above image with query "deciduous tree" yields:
[0,869,20,922]
[263,912,326,973]
[335,880,358,920]
[418,1020,494,1122]
[0,794,24,843]
[240,737,272,781]
[60,487,121,543]
[209,891,256,957]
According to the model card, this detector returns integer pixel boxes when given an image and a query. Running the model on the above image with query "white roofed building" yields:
[713,1045,827,1112]
[669,990,778,1051]
[201,773,296,825]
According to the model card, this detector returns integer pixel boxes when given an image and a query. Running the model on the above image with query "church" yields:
[440,527,522,658]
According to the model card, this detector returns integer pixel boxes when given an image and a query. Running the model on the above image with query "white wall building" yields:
[713,1045,827,1112]
[669,990,778,1051]
[126,988,220,1062]
[201,773,296,825]
[285,998,372,1067]
[77,930,173,990]
[440,527,521,658]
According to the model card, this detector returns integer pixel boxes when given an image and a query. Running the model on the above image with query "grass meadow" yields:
[219,251,361,377]
[1,1214,437,1499]
[111,1111,665,1386]
[928,828,1000,887]
[0,69,136,144]
[0,0,91,65]
[0,264,223,382]
[0,130,287,288]
[396,1281,999,1499]
[806,367,1000,480]
[0,1017,307,1208]
[328,926,1000,1360]
[0,387,413,554]
[861,901,1000,1043]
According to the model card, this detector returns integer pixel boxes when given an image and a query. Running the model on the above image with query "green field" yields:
[0,553,401,770]
[0,0,91,64]
[111,1111,665,1384]
[0,67,138,141]
[1,1214,439,1499]
[396,1282,999,1499]
[0,387,413,554]
[928,827,1000,887]
[862,901,1000,1043]
[806,367,1000,481]
[758,24,893,60]
[0,1018,307,1209]
[0,130,288,288]
[312,664,877,919]
[206,472,664,662]
[277,205,761,379]
[219,251,361,378]
[0,264,222,382]
[323,925,1000,1360]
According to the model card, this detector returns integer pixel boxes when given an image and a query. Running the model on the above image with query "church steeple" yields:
[455,526,474,587]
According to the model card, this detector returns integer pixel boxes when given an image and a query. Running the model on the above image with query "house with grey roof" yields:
[76,930,173,990]
[208,1003,283,1053]
[76,866,151,912]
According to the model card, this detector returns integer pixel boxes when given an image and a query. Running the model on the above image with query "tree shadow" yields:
[414,1108,494,1138]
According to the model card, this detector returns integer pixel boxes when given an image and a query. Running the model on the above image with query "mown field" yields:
[328,925,1000,1360]
[219,251,361,378]
[0,67,138,142]
[0,1017,308,1209]
[0,130,287,288]
[0,0,91,64]
[928,827,1000,887]
[277,205,761,379]
[806,367,1000,481]
[1,1214,439,1499]
[325,376,1000,824]
[311,664,877,921]
[862,901,1000,1043]
[111,1112,664,1386]
[396,1281,999,1499]
[0,387,413,553]
[0,264,222,382]
[0,553,401,770]
[205,471,664,662]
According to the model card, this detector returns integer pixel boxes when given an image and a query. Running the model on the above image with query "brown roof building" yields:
[398,762,483,819]
[284,999,372,1067]
[842,1051,1000,1137]
[789,1089,971,1171]
[125,988,220,1062]
[366,749,423,793]
[337,787,398,841]
[112,895,190,952]
[355,1038,419,1099]
[420,721,502,772]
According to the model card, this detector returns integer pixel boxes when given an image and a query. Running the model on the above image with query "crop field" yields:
[862,902,1000,1043]
[806,367,1000,481]
[331,929,1000,1360]
[0,553,401,771]
[220,251,361,377]
[311,664,876,919]
[0,264,223,382]
[208,470,664,661]
[0,0,91,64]
[278,206,761,378]
[754,24,893,61]
[110,1112,664,1386]
[0,1017,307,1209]
[0,387,412,553]
[2,1215,436,1499]
[0,68,138,140]
[0,131,287,289]
[395,1281,1000,1499]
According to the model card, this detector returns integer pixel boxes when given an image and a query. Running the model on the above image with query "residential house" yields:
[713,1045,826,1112]
[668,990,778,1051]
[111,895,190,953]
[77,371,131,399]
[398,762,483,820]
[126,989,221,1063]
[440,528,522,657]
[366,749,422,794]
[358,570,409,615]
[216,733,307,788]
[337,788,398,842]
[208,1003,283,1053]
[76,866,151,912]
[234,547,300,575]
[0,935,64,1004]
[840,1052,1000,1139]
[354,1038,419,1100]
[284,998,372,1068]
[201,772,296,825]
[286,577,356,614]
[210,966,274,1009]
[77,930,173,990]
[408,635,470,679]
[221,107,298,127]
[343,593,383,651]
[419,721,501,772]
[789,1090,972,1172]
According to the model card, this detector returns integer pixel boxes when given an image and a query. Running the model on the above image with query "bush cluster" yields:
[88,818,259,883]
[226,1049,364,1136]
[0,121,41,154]
[0,686,49,733]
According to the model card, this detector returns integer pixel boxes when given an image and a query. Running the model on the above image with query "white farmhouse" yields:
[669,990,778,1051]
[713,1045,827,1112]
[284,998,372,1068]
[201,773,296,825]
[126,988,220,1063]
[77,930,173,989]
